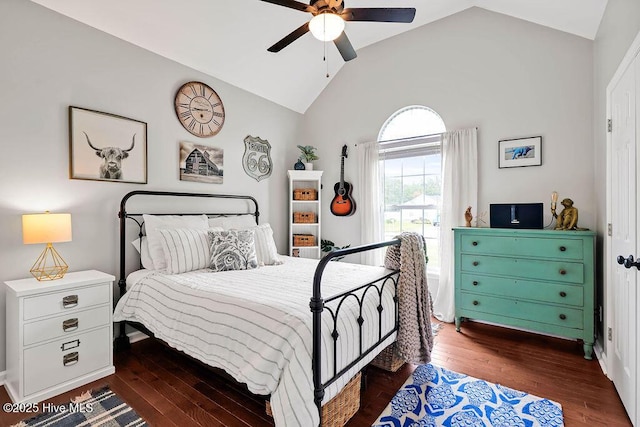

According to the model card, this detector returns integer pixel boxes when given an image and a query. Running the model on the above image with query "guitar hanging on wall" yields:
[330,145,356,216]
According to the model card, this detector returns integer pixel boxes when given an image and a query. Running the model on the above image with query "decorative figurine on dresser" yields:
[551,191,588,230]
[453,227,596,359]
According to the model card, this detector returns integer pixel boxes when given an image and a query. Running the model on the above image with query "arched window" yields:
[378,106,445,272]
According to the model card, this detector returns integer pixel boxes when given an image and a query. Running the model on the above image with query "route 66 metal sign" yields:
[242,135,272,182]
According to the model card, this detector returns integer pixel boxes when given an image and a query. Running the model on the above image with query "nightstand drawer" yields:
[459,293,583,329]
[460,254,584,284]
[460,274,584,307]
[23,283,110,321]
[23,305,111,346]
[460,234,583,260]
[23,326,110,396]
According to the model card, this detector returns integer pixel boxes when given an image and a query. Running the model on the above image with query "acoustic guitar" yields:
[330,145,356,216]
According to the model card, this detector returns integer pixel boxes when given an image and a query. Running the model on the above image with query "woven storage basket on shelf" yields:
[266,372,361,427]
[370,343,405,372]
[293,234,316,246]
[293,188,318,200]
[293,212,317,223]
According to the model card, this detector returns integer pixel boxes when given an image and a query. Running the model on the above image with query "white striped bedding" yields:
[113,255,397,427]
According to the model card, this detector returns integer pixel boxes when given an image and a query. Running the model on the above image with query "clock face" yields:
[174,81,225,137]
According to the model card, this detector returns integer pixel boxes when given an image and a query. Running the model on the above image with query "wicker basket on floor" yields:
[370,343,405,372]
[266,372,361,427]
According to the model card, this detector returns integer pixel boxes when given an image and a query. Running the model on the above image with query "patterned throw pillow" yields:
[208,229,258,272]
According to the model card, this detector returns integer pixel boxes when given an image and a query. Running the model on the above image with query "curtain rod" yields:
[355,127,478,146]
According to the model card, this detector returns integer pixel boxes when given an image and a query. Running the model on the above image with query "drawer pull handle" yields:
[559,269,567,275]
[62,295,78,308]
[472,281,478,286]
[62,318,79,332]
[472,261,479,266]
[472,241,478,246]
[63,352,79,367]
[61,339,80,351]
[559,291,567,298]
[559,314,567,320]
[559,246,567,252]
[473,300,479,306]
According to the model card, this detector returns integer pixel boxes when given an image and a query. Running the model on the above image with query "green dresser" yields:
[453,227,596,359]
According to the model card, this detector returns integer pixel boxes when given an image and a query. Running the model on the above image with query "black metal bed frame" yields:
[115,190,400,426]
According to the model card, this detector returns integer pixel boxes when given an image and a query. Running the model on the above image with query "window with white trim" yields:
[378,106,445,272]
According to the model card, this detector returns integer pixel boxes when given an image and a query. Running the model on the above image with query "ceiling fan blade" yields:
[342,8,416,23]
[334,31,357,62]
[268,22,310,53]
[260,0,315,13]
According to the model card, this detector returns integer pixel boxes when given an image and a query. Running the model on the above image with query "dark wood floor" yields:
[0,321,632,426]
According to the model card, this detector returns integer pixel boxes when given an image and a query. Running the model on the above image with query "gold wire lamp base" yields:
[30,243,69,281]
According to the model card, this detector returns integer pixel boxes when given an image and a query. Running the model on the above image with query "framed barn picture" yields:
[69,106,147,183]
[179,141,224,184]
[498,136,542,169]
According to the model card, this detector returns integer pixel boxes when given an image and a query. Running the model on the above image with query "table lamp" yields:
[22,211,72,281]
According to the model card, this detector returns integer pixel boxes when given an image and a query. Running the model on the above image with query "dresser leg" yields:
[583,342,594,360]
[455,317,461,332]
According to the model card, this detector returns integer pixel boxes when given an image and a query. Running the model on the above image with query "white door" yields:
[609,54,638,425]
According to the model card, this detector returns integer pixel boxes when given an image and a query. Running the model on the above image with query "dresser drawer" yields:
[23,305,111,346]
[460,274,584,307]
[23,283,110,321]
[460,234,583,260]
[460,254,584,284]
[23,327,110,396]
[459,293,583,329]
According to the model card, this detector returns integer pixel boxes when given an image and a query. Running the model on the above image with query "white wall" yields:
[0,0,300,371]
[300,7,594,256]
[592,0,640,359]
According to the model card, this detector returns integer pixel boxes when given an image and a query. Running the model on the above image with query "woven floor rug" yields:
[12,386,146,427]
[373,363,564,427]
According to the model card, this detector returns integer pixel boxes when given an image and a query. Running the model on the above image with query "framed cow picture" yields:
[69,106,147,183]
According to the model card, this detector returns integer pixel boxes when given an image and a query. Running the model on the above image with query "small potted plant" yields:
[297,145,319,170]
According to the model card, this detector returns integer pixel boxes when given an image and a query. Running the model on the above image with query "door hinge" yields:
[598,306,603,322]
[608,119,612,133]
[608,223,612,236]
[608,327,613,341]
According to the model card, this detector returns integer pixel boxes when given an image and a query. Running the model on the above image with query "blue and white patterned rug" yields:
[373,363,564,427]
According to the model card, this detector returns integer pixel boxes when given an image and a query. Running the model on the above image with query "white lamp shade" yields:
[22,212,72,244]
[309,13,345,41]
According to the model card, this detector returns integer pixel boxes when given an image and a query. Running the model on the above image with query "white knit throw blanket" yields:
[384,232,434,364]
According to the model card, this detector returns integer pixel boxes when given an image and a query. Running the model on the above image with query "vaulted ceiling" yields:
[30,0,607,113]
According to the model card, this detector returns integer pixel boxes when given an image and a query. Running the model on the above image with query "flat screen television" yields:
[489,203,544,229]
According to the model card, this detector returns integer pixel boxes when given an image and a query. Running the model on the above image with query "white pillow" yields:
[249,224,283,266]
[131,237,155,270]
[208,215,257,230]
[157,228,210,274]
[143,214,209,271]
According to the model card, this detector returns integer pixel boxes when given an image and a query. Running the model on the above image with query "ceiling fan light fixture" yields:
[309,12,345,41]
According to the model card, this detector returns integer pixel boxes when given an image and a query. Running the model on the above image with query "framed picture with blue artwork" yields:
[498,136,542,168]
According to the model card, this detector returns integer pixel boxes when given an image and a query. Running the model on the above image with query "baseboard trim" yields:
[0,370,6,386]
[128,330,149,344]
[594,341,608,377]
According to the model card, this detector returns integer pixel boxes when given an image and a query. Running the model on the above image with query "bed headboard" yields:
[117,190,259,296]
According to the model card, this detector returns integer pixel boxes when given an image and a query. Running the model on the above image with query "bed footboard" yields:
[311,240,400,426]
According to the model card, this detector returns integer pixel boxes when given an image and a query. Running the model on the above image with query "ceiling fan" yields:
[261,0,416,62]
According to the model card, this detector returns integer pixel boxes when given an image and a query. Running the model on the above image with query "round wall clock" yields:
[174,81,225,137]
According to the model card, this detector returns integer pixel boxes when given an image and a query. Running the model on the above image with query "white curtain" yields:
[356,141,384,266]
[433,128,478,322]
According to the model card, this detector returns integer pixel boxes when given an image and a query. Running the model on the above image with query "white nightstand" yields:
[5,270,116,404]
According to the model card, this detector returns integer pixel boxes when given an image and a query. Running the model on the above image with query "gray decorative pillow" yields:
[208,229,258,272]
